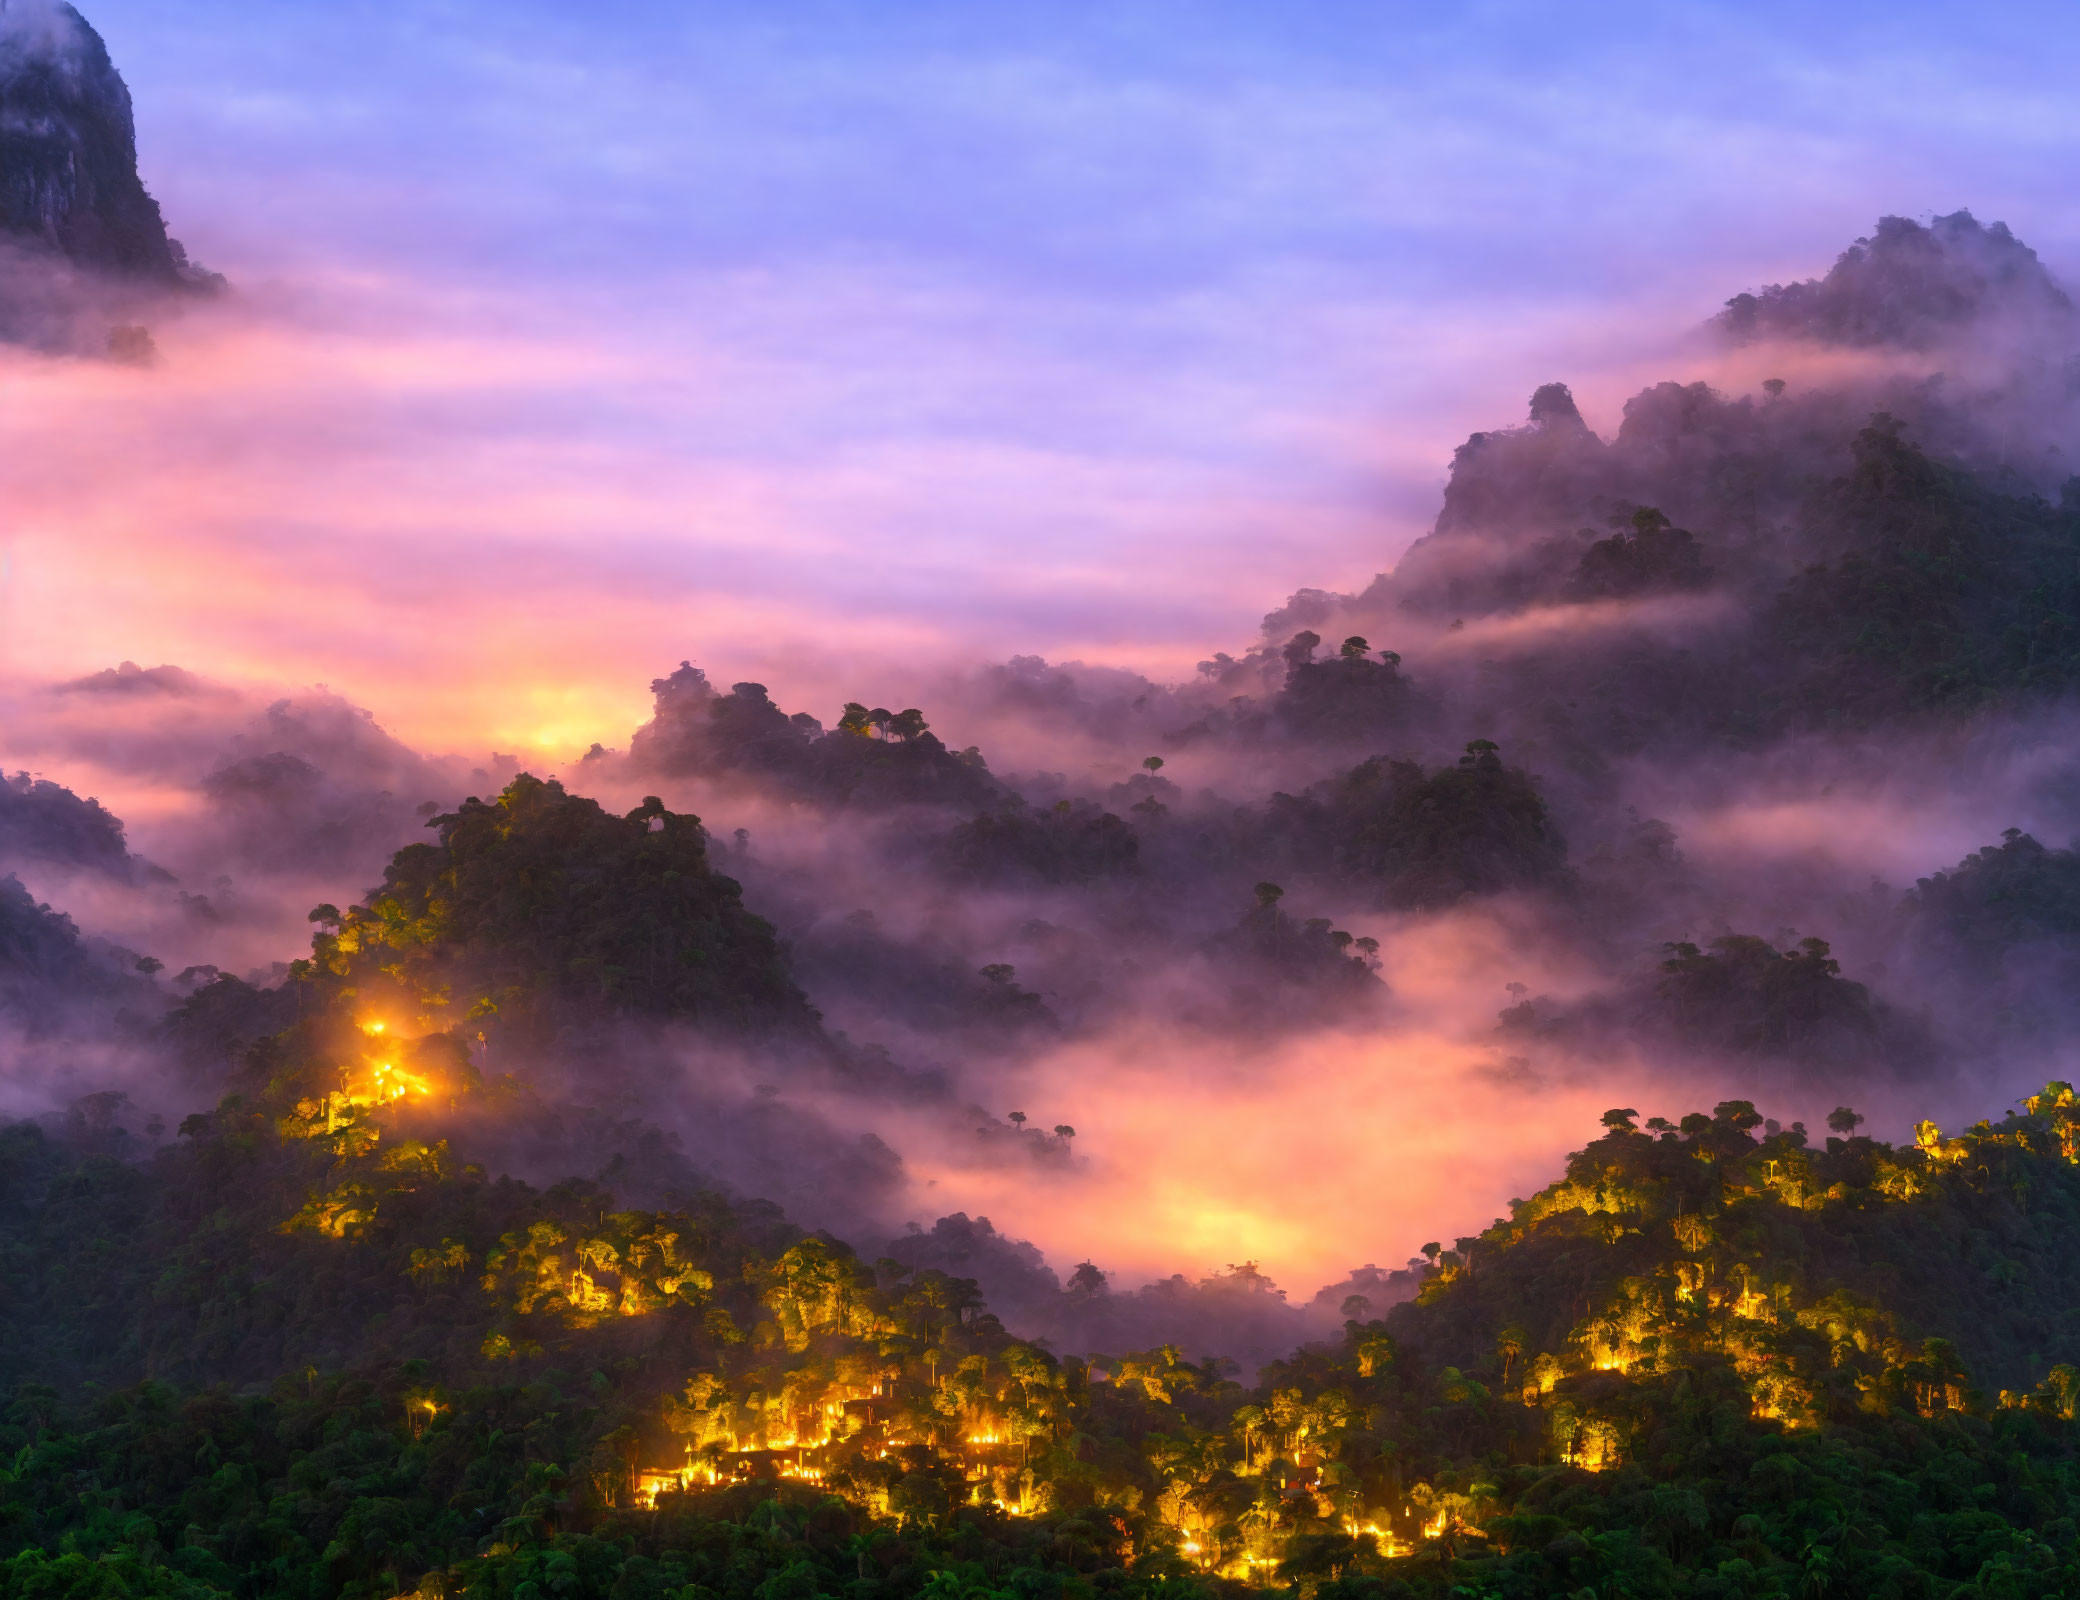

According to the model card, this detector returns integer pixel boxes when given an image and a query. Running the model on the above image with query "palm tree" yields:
[1496,1325,1527,1391]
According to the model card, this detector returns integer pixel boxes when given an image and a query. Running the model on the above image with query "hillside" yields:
[9,1079,2080,1597]
[10,789,2080,1597]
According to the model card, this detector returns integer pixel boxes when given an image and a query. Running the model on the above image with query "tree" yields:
[1275,631,1413,741]
[1496,1325,1528,1389]
[1052,1125,1075,1141]
[1142,756,1164,775]
[1601,1108,1640,1133]
[1827,1106,1865,1136]
[1007,1112,1026,1131]
[1570,506,1712,601]
[1270,744,1566,908]
[940,800,1138,886]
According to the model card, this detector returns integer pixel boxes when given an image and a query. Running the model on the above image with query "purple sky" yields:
[3,0,2077,1289]
[4,0,2077,753]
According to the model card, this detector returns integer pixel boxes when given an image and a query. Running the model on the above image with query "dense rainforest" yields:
[10,778,2080,1600]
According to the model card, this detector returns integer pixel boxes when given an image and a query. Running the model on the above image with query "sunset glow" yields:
[7,6,2080,1590]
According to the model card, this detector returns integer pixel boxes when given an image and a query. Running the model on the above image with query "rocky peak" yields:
[0,0,191,281]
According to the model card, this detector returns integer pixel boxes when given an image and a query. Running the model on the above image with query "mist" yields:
[12,39,2080,1370]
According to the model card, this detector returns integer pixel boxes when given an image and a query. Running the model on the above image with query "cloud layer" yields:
[8,2,2080,1321]
[0,1,2069,757]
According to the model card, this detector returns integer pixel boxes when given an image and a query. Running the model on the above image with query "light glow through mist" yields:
[9,0,2080,1310]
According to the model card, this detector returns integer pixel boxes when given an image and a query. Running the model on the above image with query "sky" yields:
[4,0,2080,1301]
[5,0,2080,759]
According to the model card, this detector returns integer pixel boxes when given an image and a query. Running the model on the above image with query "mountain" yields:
[3,769,2080,1600]
[0,769,137,876]
[0,1,196,282]
[1716,211,2076,350]
[9,681,2080,1596]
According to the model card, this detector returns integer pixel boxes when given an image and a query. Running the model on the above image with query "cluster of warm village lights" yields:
[298,1013,2080,1572]
[632,1460,1433,1568]
[313,1013,1638,1569]
[627,1394,1438,1568]
[279,1021,1453,1567]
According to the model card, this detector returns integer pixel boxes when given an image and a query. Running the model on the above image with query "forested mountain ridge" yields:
[11,787,2080,1596]
[9,1062,2080,1596]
